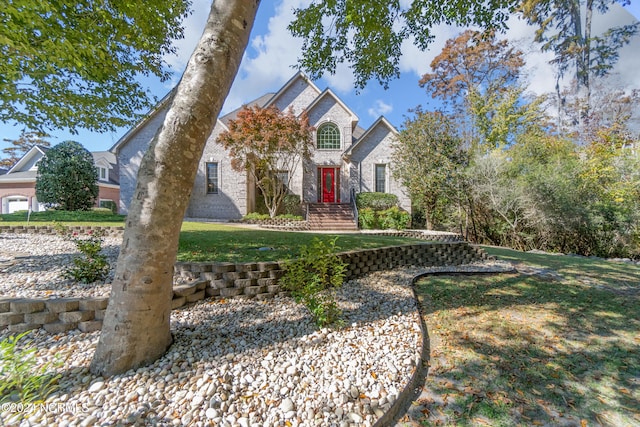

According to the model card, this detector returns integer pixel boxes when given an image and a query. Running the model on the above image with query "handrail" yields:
[350,187,359,229]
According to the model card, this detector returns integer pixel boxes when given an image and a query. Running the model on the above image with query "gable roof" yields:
[343,116,398,158]
[92,151,117,168]
[305,88,359,124]
[264,72,322,110]
[110,71,395,156]
[110,88,176,154]
[7,145,49,174]
[219,92,275,127]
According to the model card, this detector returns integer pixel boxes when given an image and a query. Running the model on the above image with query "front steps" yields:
[307,203,358,231]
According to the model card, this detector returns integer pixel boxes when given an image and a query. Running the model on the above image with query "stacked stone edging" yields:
[237,218,310,231]
[1,241,489,335]
[0,297,109,335]
[362,229,464,242]
[0,225,124,236]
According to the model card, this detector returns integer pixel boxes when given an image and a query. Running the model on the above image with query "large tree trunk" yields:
[91,0,260,376]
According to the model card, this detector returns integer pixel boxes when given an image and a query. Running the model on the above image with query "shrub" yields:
[378,206,411,230]
[276,214,304,221]
[280,237,347,328]
[242,212,304,222]
[356,192,399,210]
[242,212,270,221]
[282,194,303,216]
[358,207,378,229]
[0,331,61,405]
[35,140,98,211]
[98,201,118,214]
[56,224,110,283]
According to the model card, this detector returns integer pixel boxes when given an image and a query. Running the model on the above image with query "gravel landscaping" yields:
[0,232,513,426]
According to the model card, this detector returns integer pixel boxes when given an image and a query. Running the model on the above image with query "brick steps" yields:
[307,203,357,231]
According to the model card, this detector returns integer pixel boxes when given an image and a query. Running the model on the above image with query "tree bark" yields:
[91,0,260,376]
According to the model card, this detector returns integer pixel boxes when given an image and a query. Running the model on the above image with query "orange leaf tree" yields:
[218,105,314,218]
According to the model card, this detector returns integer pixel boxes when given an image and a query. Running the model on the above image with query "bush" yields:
[356,192,399,210]
[242,212,304,222]
[242,212,270,221]
[378,206,411,230]
[98,200,118,214]
[282,194,302,216]
[35,140,98,211]
[0,331,60,405]
[276,214,304,221]
[358,207,378,229]
[56,224,110,283]
[280,237,347,328]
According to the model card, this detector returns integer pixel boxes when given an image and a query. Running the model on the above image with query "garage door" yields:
[7,197,29,213]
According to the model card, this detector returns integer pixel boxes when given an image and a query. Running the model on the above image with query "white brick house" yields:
[112,72,410,220]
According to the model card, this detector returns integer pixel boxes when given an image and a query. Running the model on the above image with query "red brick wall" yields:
[0,182,36,199]
[97,184,120,211]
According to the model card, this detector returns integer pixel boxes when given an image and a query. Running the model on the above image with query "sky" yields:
[1,1,639,154]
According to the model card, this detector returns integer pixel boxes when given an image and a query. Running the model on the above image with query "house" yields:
[0,145,120,214]
[113,72,410,224]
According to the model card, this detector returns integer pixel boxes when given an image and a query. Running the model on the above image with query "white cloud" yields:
[321,61,356,93]
[398,24,463,78]
[163,0,213,75]
[368,100,393,118]
[502,5,640,96]
[222,0,312,113]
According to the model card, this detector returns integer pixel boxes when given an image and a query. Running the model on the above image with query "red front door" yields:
[320,167,339,203]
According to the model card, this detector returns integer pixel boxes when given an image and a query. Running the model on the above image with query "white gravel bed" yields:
[0,233,121,299]
[0,232,516,426]
[1,269,423,427]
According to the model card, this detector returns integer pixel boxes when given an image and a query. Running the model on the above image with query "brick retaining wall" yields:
[0,241,490,335]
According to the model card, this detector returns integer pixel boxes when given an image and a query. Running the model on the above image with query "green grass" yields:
[403,246,640,427]
[1,212,423,262]
[177,221,422,262]
[0,209,125,225]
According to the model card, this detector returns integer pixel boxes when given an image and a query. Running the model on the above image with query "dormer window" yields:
[99,167,107,181]
[317,122,341,150]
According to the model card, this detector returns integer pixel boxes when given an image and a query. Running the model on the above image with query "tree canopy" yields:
[288,0,519,90]
[392,108,467,229]
[419,30,542,150]
[35,140,98,211]
[0,1,191,133]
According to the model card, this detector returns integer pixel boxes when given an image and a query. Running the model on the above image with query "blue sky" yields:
[1,1,639,154]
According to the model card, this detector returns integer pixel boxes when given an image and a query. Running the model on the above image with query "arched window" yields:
[317,122,341,150]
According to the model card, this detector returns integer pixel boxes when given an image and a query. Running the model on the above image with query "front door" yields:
[319,167,340,203]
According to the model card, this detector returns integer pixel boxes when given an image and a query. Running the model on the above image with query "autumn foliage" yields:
[217,105,314,218]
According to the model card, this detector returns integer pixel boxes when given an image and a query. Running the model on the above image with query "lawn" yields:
[177,221,422,262]
[0,209,125,226]
[400,247,640,426]
[1,211,424,262]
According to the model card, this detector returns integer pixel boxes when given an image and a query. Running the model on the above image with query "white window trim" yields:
[316,121,342,151]
[205,161,220,194]
[374,163,387,193]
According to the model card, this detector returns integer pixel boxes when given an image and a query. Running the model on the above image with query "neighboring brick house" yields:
[112,72,410,221]
[0,145,120,214]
